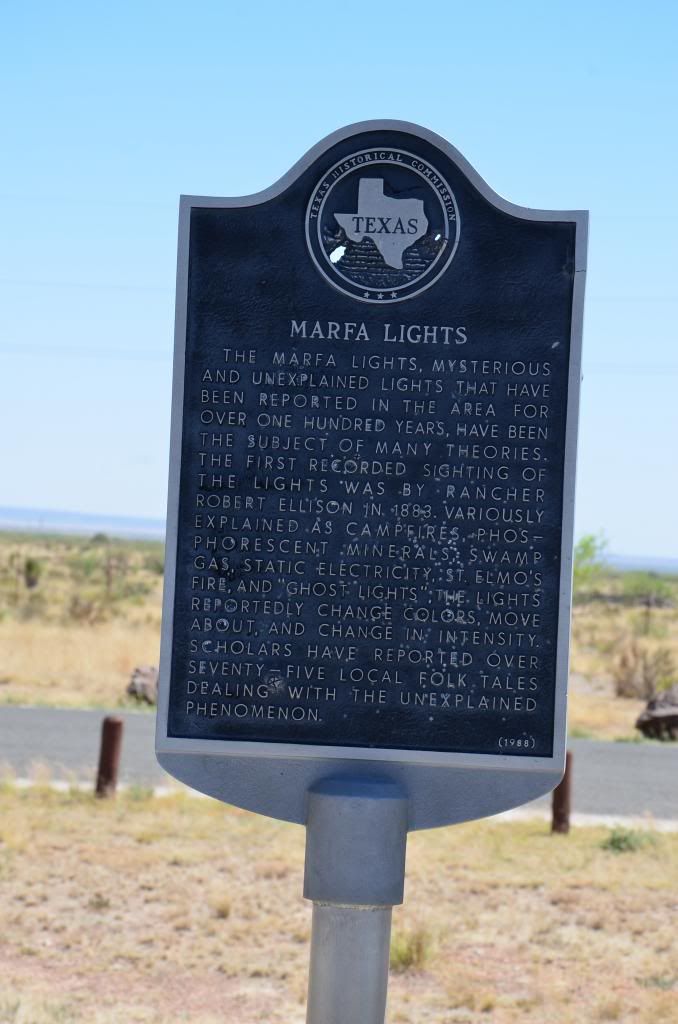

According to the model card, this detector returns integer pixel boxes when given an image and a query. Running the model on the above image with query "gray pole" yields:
[304,778,409,1024]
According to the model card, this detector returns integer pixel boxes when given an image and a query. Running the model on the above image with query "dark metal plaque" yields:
[157,121,586,820]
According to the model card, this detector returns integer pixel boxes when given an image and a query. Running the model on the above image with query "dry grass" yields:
[571,600,678,686]
[0,532,162,707]
[567,683,646,741]
[568,596,678,739]
[0,619,161,707]
[0,787,676,1023]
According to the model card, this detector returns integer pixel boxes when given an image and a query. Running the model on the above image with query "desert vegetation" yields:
[0,530,677,739]
[0,783,675,1024]
[568,535,678,739]
[0,532,163,707]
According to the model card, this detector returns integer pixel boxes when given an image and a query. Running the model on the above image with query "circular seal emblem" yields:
[306,148,460,304]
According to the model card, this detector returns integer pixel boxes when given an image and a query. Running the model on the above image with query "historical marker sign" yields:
[156,121,587,829]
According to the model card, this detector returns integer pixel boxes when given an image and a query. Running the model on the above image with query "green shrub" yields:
[601,828,656,854]
[68,554,100,581]
[23,557,42,589]
[622,572,673,607]
[639,975,676,991]
[144,554,165,576]
[390,925,432,972]
[612,640,674,700]
[573,532,608,598]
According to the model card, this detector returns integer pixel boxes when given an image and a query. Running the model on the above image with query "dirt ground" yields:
[0,786,676,1024]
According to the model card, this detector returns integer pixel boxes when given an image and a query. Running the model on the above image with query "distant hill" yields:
[0,506,165,540]
[607,552,678,575]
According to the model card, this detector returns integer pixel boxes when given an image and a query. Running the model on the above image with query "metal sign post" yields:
[156,120,587,1022]
[304,779,407,1024]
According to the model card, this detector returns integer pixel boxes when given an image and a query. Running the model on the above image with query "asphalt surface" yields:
[0,705,676,819]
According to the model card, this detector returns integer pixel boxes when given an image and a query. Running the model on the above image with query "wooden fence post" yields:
[95,716,124,797]
[551,750,572,833]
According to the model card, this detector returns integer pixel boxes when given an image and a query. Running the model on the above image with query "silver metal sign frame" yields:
[156,119,587,831]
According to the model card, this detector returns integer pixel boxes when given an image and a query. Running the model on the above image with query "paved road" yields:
[0,706,676,819]
[0,706,163,786]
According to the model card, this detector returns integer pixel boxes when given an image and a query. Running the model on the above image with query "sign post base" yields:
[306,905,393,1024]
[304,778,409,1024]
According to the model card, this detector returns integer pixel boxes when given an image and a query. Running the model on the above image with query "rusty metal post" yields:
[95,716,124,797]
[551,750,572,833]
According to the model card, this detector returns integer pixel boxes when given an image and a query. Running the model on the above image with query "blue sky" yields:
[1,2,677,556]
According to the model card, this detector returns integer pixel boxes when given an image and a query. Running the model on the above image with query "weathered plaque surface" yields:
[157,121,587,827]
